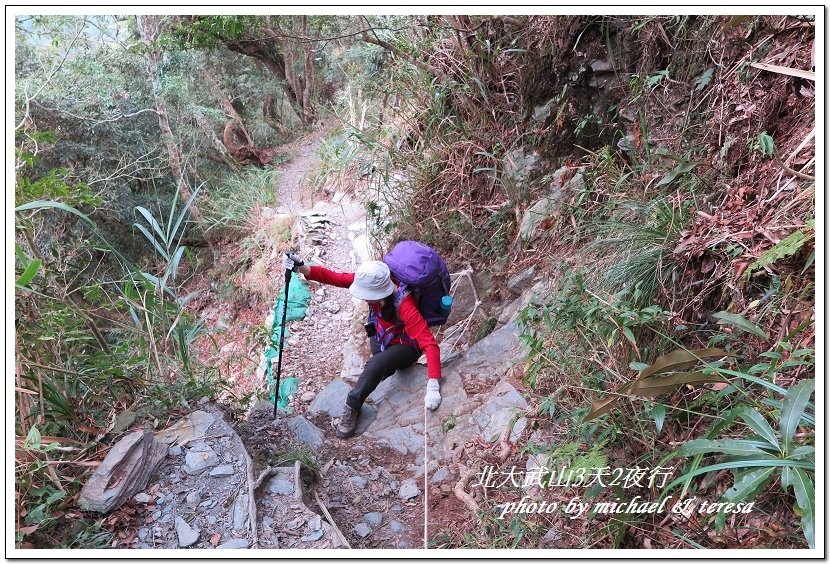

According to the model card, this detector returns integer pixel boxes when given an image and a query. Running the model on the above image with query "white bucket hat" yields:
[349,261,396,301]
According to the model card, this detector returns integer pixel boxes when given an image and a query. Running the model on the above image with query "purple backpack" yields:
[383,241,451,326]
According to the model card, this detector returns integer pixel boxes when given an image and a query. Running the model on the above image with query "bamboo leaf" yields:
[622,326,636,347]
[177,289,204,307]
[585,349,728,421]
[781,466,795,492]
[662,458,813,494]
[135,206,167,245]
[725,466,775,501]
[16,258,42,287]
[15,200,136,272]
[719,368,789,396]
[790,445,815,461]
[713,311,768,339]
[780,379,814,449]
[585,382,635,421]
[790,468,815,549]
[737,407,780,450]
[715,467,775,530]
[586,397,617,421]
[652,403,666,433]
[676,438,775,457]
[140,272,162,289]
[169,184,203,249]
[638,348,729,381]
[133,223,170,261]
[655,161,698,187]
[165,246,186,286]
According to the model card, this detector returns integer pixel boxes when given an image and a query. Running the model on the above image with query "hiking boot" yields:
[335,405,359,439]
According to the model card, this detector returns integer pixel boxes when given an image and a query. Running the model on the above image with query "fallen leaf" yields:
[733,260,750,278]
[210,533,221,547]
[17,525,39,535]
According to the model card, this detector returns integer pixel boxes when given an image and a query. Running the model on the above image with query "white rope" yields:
[423,405,428,549]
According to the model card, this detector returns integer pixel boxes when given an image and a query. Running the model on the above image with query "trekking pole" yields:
[273,263,292,418]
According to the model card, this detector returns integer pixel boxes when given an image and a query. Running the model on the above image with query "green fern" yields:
[746,220,814,278]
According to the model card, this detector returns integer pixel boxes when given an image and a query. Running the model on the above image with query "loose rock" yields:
[398,479,420,500]
[389,520,407,534]
[209,464,234,477]
[183,446,220,475]
[364,512,383,526]
[353,523,371,538]
[217,538,249,549]
[175,517,200,548]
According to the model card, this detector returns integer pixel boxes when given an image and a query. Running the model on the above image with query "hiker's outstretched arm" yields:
[303,265,355,289]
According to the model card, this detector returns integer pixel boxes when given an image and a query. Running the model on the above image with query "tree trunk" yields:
[192,105,239,169]
[137,15,205,225]
[300,16,316,125]
[223,29,308,124]
[263,94,290,137]
[200,69,255,146]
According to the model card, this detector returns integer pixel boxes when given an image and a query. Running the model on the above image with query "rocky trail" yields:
[81,130,547,551]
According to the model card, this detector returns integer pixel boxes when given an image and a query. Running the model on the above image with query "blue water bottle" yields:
[439,295,453,317]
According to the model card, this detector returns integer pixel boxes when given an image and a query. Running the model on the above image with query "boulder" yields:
[78,430,166,514]
[286,416,325,450]
[353,523,371,538]
[507,265,537,295]
[156,411,217,445]
[519,194,564,241]
[209,464,234,477]
[308,379,352,417]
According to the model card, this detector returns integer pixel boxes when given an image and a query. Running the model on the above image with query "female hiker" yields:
[281,252,443,439]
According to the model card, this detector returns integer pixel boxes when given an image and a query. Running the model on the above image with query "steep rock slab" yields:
[308,378,377,435]
[471,380,529,442]
[444,379,529,454]
[308,379,352,417]
[458,321,524,382]
[362,364,467,456]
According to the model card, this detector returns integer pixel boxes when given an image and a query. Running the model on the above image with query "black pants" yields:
[345,337,420,411]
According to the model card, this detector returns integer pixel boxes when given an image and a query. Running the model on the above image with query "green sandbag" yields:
[273,274,311,324]
[265,274,311,411]
[276,378,299,412]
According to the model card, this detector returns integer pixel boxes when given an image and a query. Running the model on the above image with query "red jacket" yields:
[305,265,442,379]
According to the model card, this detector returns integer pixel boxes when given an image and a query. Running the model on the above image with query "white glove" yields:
[282,252,304,272]
[424,379,442,410]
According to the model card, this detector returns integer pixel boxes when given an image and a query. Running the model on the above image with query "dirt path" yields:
[189,127,429,549]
